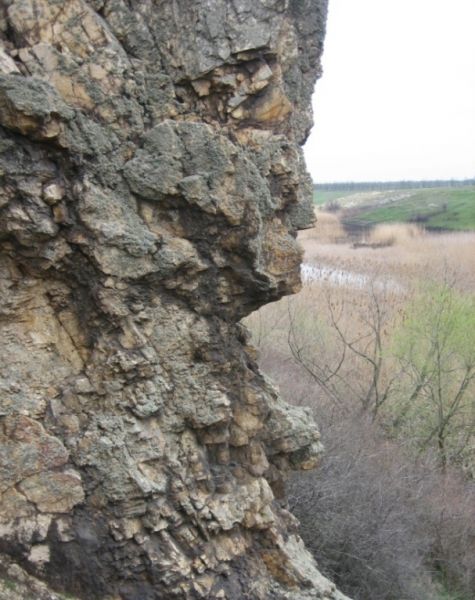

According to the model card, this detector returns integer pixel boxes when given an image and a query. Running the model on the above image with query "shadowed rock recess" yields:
[0,1,348,598]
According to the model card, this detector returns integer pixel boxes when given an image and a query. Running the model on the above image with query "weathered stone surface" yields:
[0,1,349,599]
[0,554,82,600]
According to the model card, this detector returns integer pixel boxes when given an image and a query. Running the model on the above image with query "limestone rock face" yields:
[0,1,348,598]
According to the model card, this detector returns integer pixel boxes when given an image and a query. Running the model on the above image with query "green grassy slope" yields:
[341,187,475,231]
[313,190,349,206]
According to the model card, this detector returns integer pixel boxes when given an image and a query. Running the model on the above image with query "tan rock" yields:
[27,544,50,566]
[0,488,35,522]
[0,415,69,493]
[0,47,20,74]
[42,183,64,205]
[191,79,212,97]
[18,470,85,513]
[250,85,292,123]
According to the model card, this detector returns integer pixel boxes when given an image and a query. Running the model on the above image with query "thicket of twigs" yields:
[288,398,475,600]
[245,217,475,600]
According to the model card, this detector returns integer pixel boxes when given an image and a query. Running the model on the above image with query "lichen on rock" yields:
[0,1,349,598]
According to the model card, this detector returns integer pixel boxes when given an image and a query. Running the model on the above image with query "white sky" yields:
[304,0,475,183]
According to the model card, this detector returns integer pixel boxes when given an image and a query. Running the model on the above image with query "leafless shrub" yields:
[427,470,475,596]
[286,282,402,418]
[246,286,475,599]
[287,408,475,600]
[245,215,475,598]
[288,412,435,600]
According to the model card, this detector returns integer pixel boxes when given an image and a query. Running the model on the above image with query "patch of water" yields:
[301,263,403,293]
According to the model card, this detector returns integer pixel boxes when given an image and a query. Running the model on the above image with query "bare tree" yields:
[287,281,400,418]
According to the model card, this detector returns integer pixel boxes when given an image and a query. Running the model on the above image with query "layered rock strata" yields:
[0,1,347,598]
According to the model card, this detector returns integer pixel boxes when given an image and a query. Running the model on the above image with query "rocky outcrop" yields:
[0,1,348,598]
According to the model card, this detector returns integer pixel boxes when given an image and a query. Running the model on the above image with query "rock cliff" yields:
[0,1,348,598]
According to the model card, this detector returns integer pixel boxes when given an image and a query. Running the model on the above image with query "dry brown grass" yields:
[299,209,346,244]
[367,222,424,246]
[299,213,475,293]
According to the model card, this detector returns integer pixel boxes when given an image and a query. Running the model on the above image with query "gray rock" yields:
[0,1,350,599]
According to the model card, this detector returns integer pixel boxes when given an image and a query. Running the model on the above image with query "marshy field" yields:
[245,190,475,600]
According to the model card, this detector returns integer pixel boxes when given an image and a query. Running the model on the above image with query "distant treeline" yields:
[315,179,475,192]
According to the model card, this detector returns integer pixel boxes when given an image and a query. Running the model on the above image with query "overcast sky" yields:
[304,0,475,183]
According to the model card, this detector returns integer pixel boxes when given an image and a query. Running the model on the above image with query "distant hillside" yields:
[315,179,475,192]
[314,185,475,232]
